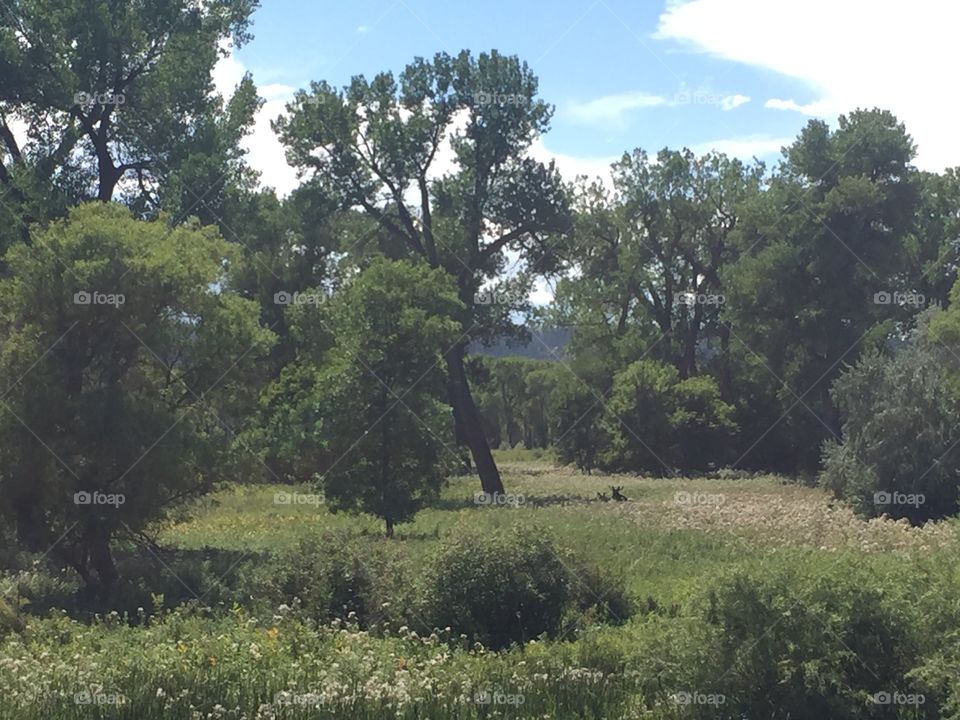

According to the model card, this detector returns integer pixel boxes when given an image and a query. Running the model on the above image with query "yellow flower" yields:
[266,627,279,640]
[208,656,217,667]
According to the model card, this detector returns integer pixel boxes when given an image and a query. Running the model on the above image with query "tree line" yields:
[2,0,960,594]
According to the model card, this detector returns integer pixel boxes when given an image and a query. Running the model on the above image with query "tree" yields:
[0,203,274,592]
[600,359,736,474]
[274,50,573,494]
[558,148,761,379]
[724,109,923,471]
[262,259,463,536]
[821,310,960,523]
[0,0,260,250]
[471,356,561,450]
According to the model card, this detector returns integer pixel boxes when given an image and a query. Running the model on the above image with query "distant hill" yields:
[469,326,572,360]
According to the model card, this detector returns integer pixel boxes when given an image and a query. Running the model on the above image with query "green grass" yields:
[3,459,959,719]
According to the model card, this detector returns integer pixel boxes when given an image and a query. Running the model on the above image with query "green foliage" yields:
[256,258,463,535]
[0,203,274,588]
[555,148,760,378]
[724,109,924,472]
[0,0,260,232]
[252,535,372,624]
[694,560,921,719]
[821,314,960,523]
[550,370,608,473]
[423,526,573,650]
[471,356,562,450]
[601,360,736,474]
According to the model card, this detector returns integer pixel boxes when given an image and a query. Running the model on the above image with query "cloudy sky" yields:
[216,0,959,197]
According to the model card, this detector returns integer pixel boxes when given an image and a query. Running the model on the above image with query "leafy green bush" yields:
[551,373,608,474]
[0,569,80,616]
[0,596,24,637]
[821,318,960,523]
[423,526,573,650]
[601,360,737,474]
[252,534,373,624]
[568,563,633,628]
[632,556,933,720]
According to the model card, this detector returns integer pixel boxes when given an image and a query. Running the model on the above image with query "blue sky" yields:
[216,0,958,195]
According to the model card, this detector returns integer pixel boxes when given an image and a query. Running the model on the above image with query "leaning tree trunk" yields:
[446,342,505,495]
[86,525,118,595]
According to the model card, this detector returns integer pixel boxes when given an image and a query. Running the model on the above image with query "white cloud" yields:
[356,25,369,34]
[211,42,246,96]
[656,0,960,171]
[528,137,619,187]
[566,91,666,127]
[212,46,301,197]
[764,97,832,116]
[720,93,750,111]
[688,135,790,162]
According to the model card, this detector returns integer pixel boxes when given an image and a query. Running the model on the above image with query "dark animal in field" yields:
[596,492,609,502]
[611,486,628,502]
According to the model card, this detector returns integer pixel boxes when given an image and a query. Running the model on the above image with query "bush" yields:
[252,534,373,624]
[569,564,633,628]
[0,596,24,636]
[423,526,573,650]
[550,373,608,474]
[0,569,80,616]
[821,317,960,523]
[600,360,737,474]
[649,558,926,719]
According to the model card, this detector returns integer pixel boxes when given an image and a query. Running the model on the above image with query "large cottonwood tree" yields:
[0,0,260,250]
[275,50,572,494]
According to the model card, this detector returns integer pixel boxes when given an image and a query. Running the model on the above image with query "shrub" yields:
[569,564,633,628]
[550,373,608,474]
[680,559,922,719]
[600,360,737,474]
[252,534,373,624]
[423,526,573,650]
[0,596,24,636]
[0,569,80,617]
[821,317,960,523]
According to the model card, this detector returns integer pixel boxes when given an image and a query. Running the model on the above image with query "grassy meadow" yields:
[2,457,959,719]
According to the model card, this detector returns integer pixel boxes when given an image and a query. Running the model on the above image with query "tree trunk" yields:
[446,342,504,495]
[87,526,118,592]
